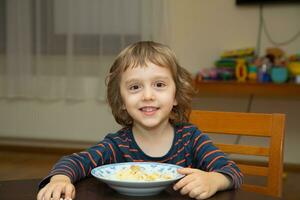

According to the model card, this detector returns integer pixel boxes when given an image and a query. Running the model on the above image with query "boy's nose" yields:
[142,87,155,100]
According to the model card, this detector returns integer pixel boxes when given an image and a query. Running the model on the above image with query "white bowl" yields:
[91,162,184,196]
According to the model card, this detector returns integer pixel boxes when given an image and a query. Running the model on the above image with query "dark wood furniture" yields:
[189,110,285,197]
[193,81,300,97]
[0,178,283,200]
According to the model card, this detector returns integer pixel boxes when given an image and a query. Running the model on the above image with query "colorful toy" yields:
[235,59,248,82]
[258,62,271,83]
[215,58,236,68]
[288,62,300,76]
[196,68,218,81]
[221,48,255,58]
[248,65,257,81]
[288,62,300,84]
[266,48,284,59]
[271,67,288,84]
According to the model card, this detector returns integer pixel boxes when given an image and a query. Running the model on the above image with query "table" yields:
[0,178,282,200]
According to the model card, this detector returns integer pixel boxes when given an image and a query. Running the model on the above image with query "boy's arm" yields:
[210,172,232,191]
[38,139,115,189]
[173,168,232,199]
[191,127,243,189]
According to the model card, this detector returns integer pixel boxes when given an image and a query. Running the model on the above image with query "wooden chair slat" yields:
[237,164,268,176]
[215,143,269,156]
[242,184,268,195]
[190,110,273,136]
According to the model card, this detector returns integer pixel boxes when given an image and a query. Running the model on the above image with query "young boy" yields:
[37,41,243,200]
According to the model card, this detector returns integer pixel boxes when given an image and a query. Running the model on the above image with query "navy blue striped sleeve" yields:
[190,126,243,188]
[38,136,117,188]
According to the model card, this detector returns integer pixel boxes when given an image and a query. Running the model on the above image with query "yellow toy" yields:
[235,59,248,82]
[288,62,300,76]
[222,48,255,58]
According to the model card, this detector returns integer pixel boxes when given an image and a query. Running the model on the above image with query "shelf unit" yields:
[194,81,300,98]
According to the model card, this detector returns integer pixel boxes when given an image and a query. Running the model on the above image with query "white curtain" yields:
[0,0,170,100]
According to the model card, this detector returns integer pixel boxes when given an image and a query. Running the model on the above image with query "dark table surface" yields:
[0,178,282,200]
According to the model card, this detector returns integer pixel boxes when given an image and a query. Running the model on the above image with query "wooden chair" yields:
[189,110,285,197]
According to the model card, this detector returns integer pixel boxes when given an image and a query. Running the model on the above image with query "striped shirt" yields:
[39,123,243,188]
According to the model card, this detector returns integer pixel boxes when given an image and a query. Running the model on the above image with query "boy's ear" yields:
[173,99,178,106]
[122,104,126,110]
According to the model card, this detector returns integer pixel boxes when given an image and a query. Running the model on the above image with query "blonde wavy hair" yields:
[106,41,195,127]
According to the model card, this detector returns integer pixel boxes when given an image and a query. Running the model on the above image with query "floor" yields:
[0,149,300,200]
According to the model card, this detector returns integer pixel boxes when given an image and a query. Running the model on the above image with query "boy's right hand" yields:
[37,175,75,200]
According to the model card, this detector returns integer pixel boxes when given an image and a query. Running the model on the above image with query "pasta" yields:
[115,165,173,181]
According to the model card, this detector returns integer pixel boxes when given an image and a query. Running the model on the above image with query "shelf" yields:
[193,81,300,98]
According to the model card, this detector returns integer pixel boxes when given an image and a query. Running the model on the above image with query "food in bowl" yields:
[115,165,173,181]
[91,162,184,196]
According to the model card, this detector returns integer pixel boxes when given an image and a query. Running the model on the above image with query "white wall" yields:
[169,0,300,74]
[168,0,300,164]
[0,0,300,163]
[0,98,120,141]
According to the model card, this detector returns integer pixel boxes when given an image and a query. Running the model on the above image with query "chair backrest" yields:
[189,110,285,197]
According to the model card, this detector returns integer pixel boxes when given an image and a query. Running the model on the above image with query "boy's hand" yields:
[173,168,231,200]
[37,175,75,200]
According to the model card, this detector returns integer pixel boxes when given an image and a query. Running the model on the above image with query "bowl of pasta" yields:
[91,162,184,196]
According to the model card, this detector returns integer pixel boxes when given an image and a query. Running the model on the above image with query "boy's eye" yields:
[154,82,166,88]
[129,84,140,91]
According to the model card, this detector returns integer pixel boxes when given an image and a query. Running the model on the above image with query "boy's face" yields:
[120,62,177,129]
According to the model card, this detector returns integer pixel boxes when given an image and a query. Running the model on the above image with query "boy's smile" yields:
[120,62,177,129]
[139,106,158,116]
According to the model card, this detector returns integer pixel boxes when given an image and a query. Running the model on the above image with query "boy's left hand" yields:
[173,168,230,200]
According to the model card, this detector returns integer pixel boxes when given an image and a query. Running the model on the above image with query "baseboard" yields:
[0,136,95,154]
